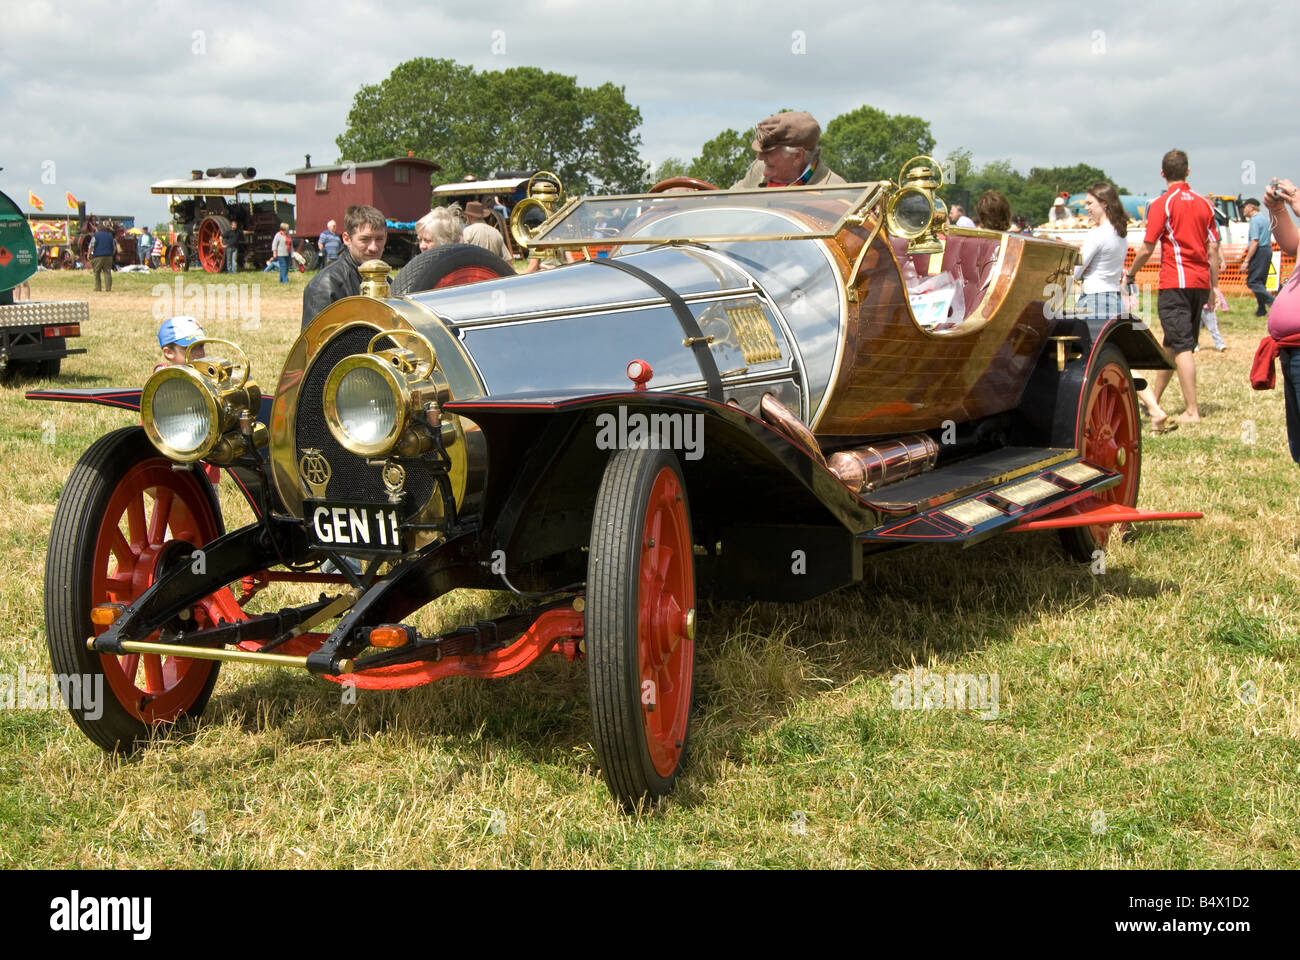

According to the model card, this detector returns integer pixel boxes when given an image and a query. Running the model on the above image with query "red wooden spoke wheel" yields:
[44,427,233,751]
[168,241,188,272]
[587,447,696,810]
[195,215,229,273]
[1060,344,1141,561]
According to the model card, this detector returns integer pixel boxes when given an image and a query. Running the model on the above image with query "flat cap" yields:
[752,111,821,152]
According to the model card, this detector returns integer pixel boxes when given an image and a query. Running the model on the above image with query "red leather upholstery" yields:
[939,234,1002,319]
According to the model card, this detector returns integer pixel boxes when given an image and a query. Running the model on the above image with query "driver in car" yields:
[731,111,846,189]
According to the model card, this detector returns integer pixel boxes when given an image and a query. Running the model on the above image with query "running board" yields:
[862,458,1124,545]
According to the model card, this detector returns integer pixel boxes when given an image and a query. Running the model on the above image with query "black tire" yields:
[45,426,225,752]
[37,358,61,379]
[587,447,696,810]
[391,243,515,297]
[1059,344,1142,562]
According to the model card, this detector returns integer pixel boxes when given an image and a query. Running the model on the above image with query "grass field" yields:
[1,268,1296,869]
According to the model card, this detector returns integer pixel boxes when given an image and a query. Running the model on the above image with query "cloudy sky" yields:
[2,0,1296,225]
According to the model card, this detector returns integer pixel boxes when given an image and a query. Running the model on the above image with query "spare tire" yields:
[391,243,515,297]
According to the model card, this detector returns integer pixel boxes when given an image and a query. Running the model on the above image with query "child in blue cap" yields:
[155,315,206,371]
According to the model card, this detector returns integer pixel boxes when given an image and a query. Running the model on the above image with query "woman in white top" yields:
[1074,181,1129,320]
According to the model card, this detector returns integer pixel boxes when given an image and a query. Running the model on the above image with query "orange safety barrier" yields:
[1123,243,1294,295]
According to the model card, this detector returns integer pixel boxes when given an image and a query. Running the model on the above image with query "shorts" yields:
[1157,288,1209,353]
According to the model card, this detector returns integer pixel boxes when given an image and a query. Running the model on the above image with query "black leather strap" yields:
[589,257,724,402]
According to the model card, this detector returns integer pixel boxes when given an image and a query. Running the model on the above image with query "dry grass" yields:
[1,269,1296,868]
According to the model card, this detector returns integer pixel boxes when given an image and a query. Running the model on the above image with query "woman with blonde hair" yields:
[415,208,463,252]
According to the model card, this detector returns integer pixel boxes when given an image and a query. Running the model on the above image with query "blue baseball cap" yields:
[157,316,204,348]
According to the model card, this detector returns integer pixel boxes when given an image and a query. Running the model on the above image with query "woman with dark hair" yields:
[976,190,1011,231]
[1075,181,1129,321]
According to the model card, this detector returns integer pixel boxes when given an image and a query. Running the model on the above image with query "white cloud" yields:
[1,0,1297,223]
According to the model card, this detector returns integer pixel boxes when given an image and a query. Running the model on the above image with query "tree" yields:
[937,153,1129,224]
[336,59,647,195]
[688,128,753,188]
[820,105,936,183]
[648,157,689,188]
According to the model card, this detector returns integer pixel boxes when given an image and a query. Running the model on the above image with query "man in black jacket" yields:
[300,205,387,330]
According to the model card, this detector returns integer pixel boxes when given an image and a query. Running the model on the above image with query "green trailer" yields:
[0,188,86,380]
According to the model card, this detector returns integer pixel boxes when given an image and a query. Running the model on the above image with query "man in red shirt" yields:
[1125,149,1221,426]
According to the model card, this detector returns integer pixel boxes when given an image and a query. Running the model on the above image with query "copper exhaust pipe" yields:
[827,435,939,494]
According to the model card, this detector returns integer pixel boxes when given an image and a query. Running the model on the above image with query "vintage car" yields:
[31,161,1199,810]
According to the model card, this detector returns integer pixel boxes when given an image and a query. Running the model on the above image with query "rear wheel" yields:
[391,243,516,296]
[1059,344,1141,561]
[44,427,239,751]
[587,448,696,810]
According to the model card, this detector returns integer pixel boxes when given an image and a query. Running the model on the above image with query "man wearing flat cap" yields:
[731,111,845,189]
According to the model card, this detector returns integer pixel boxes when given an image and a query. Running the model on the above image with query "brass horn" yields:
[509,171,565,251]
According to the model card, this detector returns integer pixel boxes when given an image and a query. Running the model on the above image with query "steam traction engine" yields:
[151,169,296,273]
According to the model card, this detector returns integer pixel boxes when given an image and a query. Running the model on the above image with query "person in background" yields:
[415,208,462,252]
[1125,149,1220,426]
[731,111,845,188]
[301,204,388,329]
[222,218,241,273]
[1049,196,1070,222]
[151,233,164,268]
[976,190,1011,231]
[138,226,153,267]
[462,201,511,258]
[1074,181,1129,328]
[492,195,509,221]
[949,204,975,228]
[1239,198,1275,317]
[271,222,291,284]
[88,221,117,292]
[317,218,342,269]
[1251,178,1300,465]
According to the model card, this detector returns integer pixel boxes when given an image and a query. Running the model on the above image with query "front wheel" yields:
[44,426,240,751]
[1059,344,1141,561]
[586,448,696,810]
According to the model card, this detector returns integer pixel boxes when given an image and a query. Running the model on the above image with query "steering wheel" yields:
[648,176,719,193]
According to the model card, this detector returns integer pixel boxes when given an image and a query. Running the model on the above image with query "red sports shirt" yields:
[1144,182,1220,289]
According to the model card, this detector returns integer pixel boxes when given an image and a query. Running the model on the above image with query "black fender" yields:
[1018,312,1168,447]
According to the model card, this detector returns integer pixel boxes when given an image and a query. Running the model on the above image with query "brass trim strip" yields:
[447,286,761,328]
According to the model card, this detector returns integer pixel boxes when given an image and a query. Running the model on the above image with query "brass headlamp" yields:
[141,338,265,463]
[322,329,452,458]
[886,156,946,255]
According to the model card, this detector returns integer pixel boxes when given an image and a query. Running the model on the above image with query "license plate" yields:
[305,500,403,554]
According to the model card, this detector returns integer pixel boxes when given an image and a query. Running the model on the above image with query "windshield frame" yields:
[525,182,888,250]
